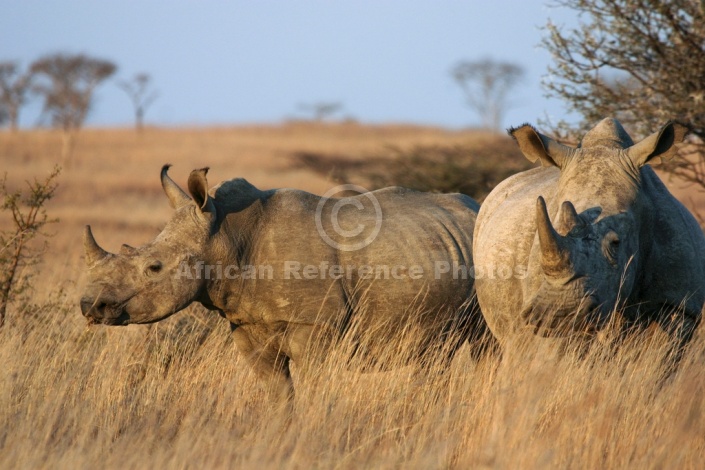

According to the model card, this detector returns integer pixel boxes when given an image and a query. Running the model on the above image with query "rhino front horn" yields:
[84,225,109,266]
[536,196,572,276]
[161,164,191,210]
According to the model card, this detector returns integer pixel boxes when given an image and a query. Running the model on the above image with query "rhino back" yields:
[339,188,478,318]
[229,186,479,345]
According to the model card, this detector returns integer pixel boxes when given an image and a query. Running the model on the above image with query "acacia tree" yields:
[0,62,34,132]
[31,53,116,161]
[542,0,705,187]
[297,102,343,122]
[118,73,158,132]
[451,58,524,131]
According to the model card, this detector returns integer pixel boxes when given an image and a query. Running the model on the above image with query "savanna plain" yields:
[1,123,704,469]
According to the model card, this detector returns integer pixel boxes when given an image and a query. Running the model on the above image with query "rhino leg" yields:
[417,306,500,377]
[231,326,294,405]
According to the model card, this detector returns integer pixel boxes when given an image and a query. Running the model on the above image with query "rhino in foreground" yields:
[81,166,491,401]
[474,118,705,361]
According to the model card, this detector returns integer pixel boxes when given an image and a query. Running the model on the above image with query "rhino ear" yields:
[626,121,689,166]
[161,164,191,210]
[509,124,574,169]
[188,167,216,215]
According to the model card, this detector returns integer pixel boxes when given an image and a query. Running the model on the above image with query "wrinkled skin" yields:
[474,118,705,362]
[82,165,492,402]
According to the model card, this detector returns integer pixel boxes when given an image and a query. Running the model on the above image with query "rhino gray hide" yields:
[474,118,705,362]
[81,165,491,401]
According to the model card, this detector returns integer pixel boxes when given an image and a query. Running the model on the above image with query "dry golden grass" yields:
[2,299,704,469]
[1,123,705,468]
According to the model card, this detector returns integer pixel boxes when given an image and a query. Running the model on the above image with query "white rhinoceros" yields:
[81,166,493,401]
[473,118,705,361]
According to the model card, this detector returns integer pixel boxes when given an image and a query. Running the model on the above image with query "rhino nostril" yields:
[80,297,107,317]
[80,298,93,315]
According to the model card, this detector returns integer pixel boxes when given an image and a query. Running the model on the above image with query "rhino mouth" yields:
[81,296,132,326]
[100,311,131,326]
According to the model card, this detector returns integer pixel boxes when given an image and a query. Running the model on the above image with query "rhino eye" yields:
[146,261,163,275]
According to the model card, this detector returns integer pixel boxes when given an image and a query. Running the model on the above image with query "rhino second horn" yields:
[120,244,138,256]
[556,200,584,235]
[536,197,572,276]
[84,225,109,266]
[161,164,191,210]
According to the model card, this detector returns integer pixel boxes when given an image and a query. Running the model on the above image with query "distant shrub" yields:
[292,134,531,201]
[0,166,60,327]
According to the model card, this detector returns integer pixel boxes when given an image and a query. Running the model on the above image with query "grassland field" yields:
[1,123,704,468]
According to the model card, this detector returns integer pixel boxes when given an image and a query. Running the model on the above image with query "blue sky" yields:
[1,1,577,129]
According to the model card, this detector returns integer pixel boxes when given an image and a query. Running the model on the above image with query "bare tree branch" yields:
[0,166,60,326]
[541,0,705,197]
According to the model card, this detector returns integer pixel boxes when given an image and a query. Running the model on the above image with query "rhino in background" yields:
[81,165,492,402]
[474,118,705,362]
